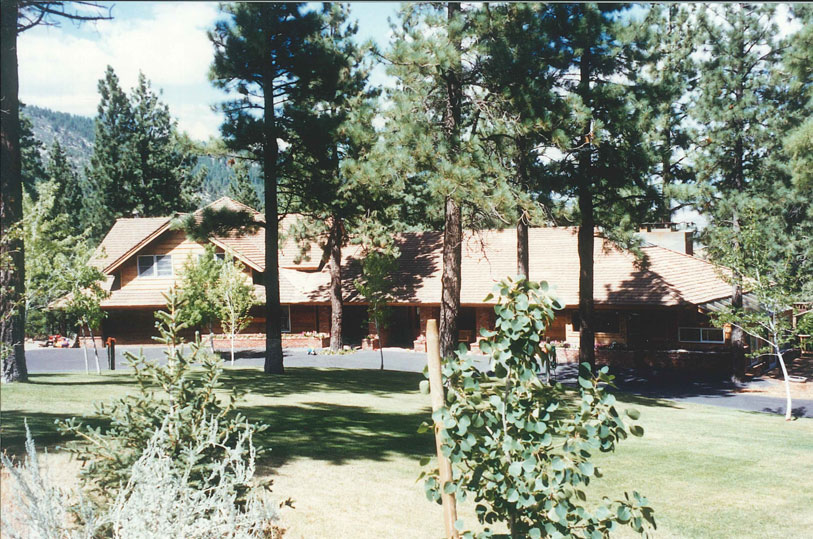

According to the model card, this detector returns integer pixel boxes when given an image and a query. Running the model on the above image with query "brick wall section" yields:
[475,307,495,341]
[290,305,318,333]
[213,334,329,349]
[418,306,441,334]
[317,306,331,333]
[77,336,105,348]
[555,347,731,378]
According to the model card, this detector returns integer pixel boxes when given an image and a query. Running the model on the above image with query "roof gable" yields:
[93,217,173,273]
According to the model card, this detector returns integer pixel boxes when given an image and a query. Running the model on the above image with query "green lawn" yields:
[2,368,812,538]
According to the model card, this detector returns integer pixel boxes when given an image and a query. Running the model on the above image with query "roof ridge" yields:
[641,243,718,268]
[200,196,261,215]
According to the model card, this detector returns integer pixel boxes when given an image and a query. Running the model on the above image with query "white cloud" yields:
[18,3,222,139]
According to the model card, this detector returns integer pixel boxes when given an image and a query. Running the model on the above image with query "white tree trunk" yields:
[775,343,793,421]
[230,332,235,366]
[88,324,101,375]
[80,325,89,375]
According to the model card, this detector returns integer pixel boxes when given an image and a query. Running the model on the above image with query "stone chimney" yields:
[638,222,695,255]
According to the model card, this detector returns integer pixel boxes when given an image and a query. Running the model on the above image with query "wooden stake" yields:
[426,319,460,538]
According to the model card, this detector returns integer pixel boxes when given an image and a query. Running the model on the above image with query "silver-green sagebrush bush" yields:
[57,286,266,507]
[1,419,283,538]
[419,278,655,538]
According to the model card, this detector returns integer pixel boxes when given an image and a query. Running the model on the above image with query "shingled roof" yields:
[301,228,733,307]
[93,217,173,272]
[94,198,734,309]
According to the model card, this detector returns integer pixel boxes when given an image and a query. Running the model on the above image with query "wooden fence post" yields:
[426,319,460,538]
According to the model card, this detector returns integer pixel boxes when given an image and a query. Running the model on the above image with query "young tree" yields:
[215,254,256,366]
[707,207,807,421]
[354,246,397,370]
[59,287,265,508]
[178,246,223,351]
[22,180,82,337]
[208,2,324,374]
[1,0,110,383]
[85,68,199,241]
[421,278,654,536]
[693,4,788,379]
[63,259,109,375]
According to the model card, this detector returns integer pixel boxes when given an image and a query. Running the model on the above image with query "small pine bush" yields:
[58,286,266,507]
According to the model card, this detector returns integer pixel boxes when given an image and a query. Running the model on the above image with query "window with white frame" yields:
[281,305,291,333]
[678,327,725,343]
[137,255,173,277]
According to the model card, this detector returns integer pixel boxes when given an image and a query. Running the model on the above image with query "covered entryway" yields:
[384,306,420,348]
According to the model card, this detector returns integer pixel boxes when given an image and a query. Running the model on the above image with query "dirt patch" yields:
[737,354,813,399]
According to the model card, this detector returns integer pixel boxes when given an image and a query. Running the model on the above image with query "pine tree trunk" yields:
[1,0,28,383]
[516,139,530,278]
[329,217,343,351]
[516,209,529,278]
[730,120,747,381]
[263,37,284,375]
[661,128,672,222]
[577,45,595,372]
[441,198,462,359]
[578,185,596,371]
[439,2,463,360]
[88,324,101,375]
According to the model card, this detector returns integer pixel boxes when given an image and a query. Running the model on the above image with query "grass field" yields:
[2,368,812,538]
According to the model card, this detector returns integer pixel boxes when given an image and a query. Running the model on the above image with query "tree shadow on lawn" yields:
[247,402,435,468]
[0,410,109,454]
[610,391,683,410]
[220,367,426,400]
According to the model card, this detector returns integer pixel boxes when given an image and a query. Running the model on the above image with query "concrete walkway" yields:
[22,346,813,419]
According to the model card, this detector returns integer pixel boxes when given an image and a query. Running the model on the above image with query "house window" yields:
[252,270,265,285]
[678,327,725,344]
[137,255,173,277]
[571,312,619,333]
[281,305,291,333]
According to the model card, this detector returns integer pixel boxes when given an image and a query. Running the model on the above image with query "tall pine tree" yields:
[383,2,514,358]
[208,2,323,374]
[693,4,787,378]
[2,0,110,382]
[284,3,380,351]
[643,4,698,221]
[85,68,198,241]
[474,4,570,276]
[544,4,657,370]
[226,160,261,211]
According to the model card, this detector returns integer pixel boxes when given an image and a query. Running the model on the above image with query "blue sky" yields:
[18,2,798,142]
[19,2,400,140]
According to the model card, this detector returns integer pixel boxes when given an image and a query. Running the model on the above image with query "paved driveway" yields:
[23,347,813,418]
